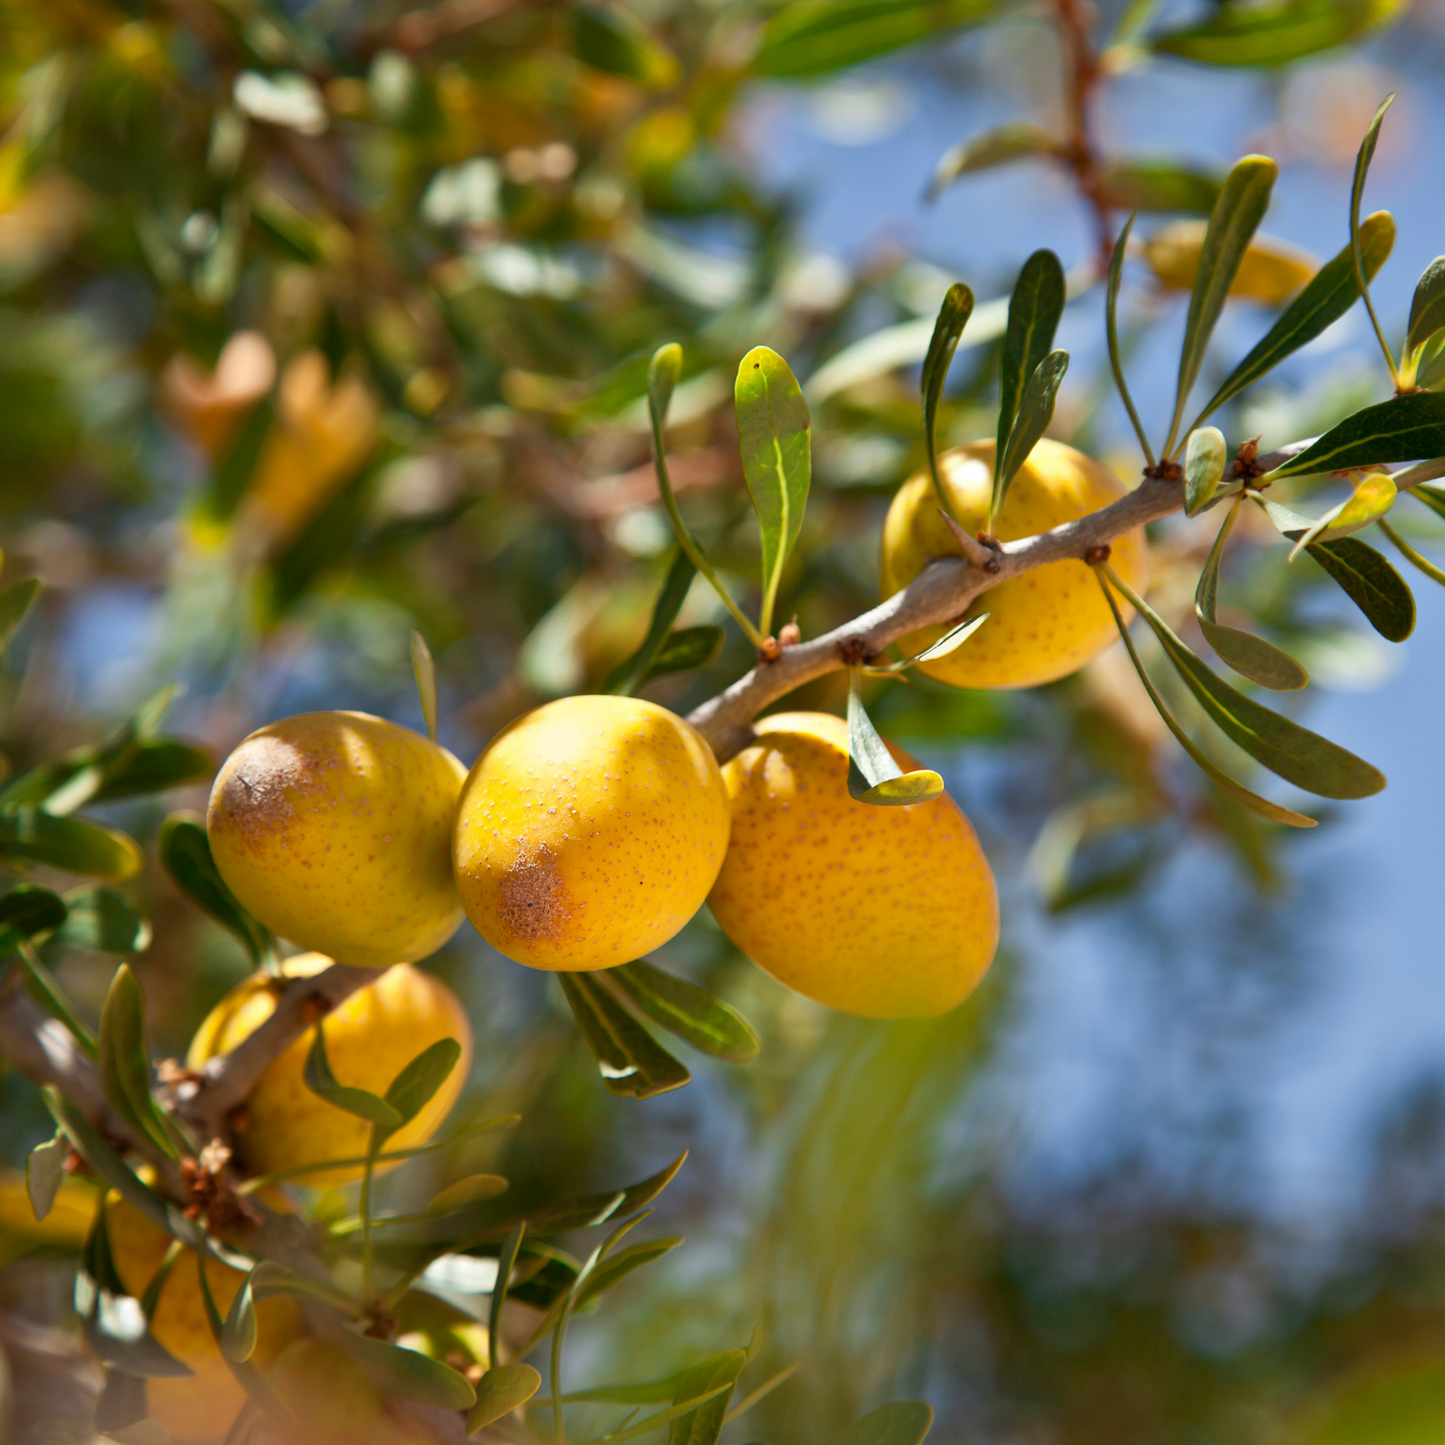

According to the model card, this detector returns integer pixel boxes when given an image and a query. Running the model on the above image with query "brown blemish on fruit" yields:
[497,847,573,942]
[216,733,307,837]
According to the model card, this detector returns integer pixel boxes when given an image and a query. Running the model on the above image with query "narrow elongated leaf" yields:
[1266,392,1445,479]
[560,973,691,1099]
[98,966,177,1160]
[1106,214,1154,465]
[467,1362,542,1435]
[572,4,678,87]
[576,1237,683,1309]
[384,1037,462,1133]
[54,888,151,956]
[736,347,811,638]
[157,815,272,969]
[15,931,96,1055]
[428,1174,508,1214]
[490,1222,525,1370]
[846,671,943,806]
[221,1270,257,1362]
[193,1236,289,1420]
[603,549,697,696]
[1096,569,1317,827]
[1153,0,1403,67]
[1184,426,1227,516]
[1169,155,1278,454]
[94,741,212,802]
[669,1350,746,1445]
[0,809,141,880]
[1285,471,1396,558]
[1097,160,1221,215]
[0,578,39,654]
[570,1384,738,1445]
[1407,257,1445,358]
[1378,517,1445,587]
[1199,211,1395,419]
[246,1259,361,1315]
[303,1024,404,1129]
[0,884,68,952]
[44,1090,173,1233]
[535,1154,688,1234]
[336,1329,476,1409]
[869,613,990,674]
[637,627,724,685]
[605,960,760,1063]
[824,1402,936,1445]
[996,251,1066,510]
[411,631,438,742]
[545,1373,687,1406]
[1352,94,1398,380]
[995,350,1068,518]
[754,0,994,78]
[1106,567,1385,798]
[26,1132,68,1222]
[921,283,975,520]
[1306,535,1416,641]
[1195,501,1309,689]
[928,125,1056,201]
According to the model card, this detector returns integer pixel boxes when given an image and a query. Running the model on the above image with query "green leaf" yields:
[1168,154,1277,455]
[559,973,691,1099]
[604,549,697,696]
[995,250,1066,515]
[1195,501,1309,690]
[201,395,273,526]
[1306,535,1416,642]
[0,884,69,952]
[1351,93,1401,384]
[53,888,152,956]
[98,965,177,1160]
[489,1222,525,1372]
[1106,214,1155,466]
[927,125,1056,202]
[467,1362,542,1435]
[246,1259,362,1316]
[921,283,975,522]
[1407,257,1445,359]
[336,1329,476,1410]
[0,578,40,654]
[637,627,724,686]
[1378,516,1445,587]
[605,960,760,1063]
[823,1402,936,1445]
[870,614,990,674]
[1106,566,1385,798]
[193,1234,289,1421]
[157,815,272,969]
[1152,0,1403,67]
[384,1037,462,1134]
[994,350,1069,520]
[1198,210,1395,420]
[571,1383,739,1445]
[736,346,811,638]
[572,4,679,88]
[669,1350,746,1445]
[544,1374,687,1406]
[1284,471,1396,558]
[25,1132,68,1222]
[410,631,438,743]
[1097,160,1221,215]
[221,1269,257,1363]
[754,0,994,78]
[429,1174,509,1213]
[95,741,213,802]
[13,926,97,1057]
[1184,426,1227,516]
[1266,391,1445,479]
[44,1089,174,1234]
[0,809,141,880]
[846,671,943,806]
[303,1024,404,1129]
[575,1236,683,1310]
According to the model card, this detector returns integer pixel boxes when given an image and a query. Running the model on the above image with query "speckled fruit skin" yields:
[207,711,468,968]
[187,953,471,1186]
[880,438,1150,690]
[707,712,998,1019]
[453,695,731,971]
[105,1190,301,1443]
[267,1338,434,1445]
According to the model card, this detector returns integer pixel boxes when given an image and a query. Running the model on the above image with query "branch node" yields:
[937,507,1003,572]
[1231,435,1267,482]
[778,616,802,648]
[1143,460,1183,483]
[1085,543,1112,567]
[836,636,870,666]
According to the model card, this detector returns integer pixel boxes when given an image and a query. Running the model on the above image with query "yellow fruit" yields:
[104,1191,301,1444]
[207,711,468,969]
[0,1171,97,1258]
[707,712,998,1019]
[267,1338,434,1445]
[1143,221,1317,305]
[453,695,731,971]
[879,439,1150,690]
[187,954,472,1187]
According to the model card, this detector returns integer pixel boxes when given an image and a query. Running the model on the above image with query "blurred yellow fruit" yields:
[879,439,1150,690]
[242,349,379,549]
[267,1338,434,1445]
[207,711,467,969]
[453,695,730,970]
[707,713,998,1019]
[187,953,472,1186]
[1142,222,1317,304]
[160,331,276,463]
[0,1171,97,1261]
[104,1191,301,1444]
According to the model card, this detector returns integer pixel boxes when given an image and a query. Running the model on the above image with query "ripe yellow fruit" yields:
[453,695,731,971]
[880,439,1150,690]
[187,954,472,1186]
[207,711,468,969]
[1143,221,1317,305]
[104,1192,301,1443]
[707,712,998,1019]
[267,1338,434,1445]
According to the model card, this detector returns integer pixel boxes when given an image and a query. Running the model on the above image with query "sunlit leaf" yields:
[467,1362,542,1435]
[411,631,438,742]
[921,283,974,521]
[736,346,811,638]
[559,973,691,1099]
[1153,0,1404,67]
[157,815,272,969]
[303,1024,404,1129]
[668,1350,746,1445]
[1184,426,1227,516]
[1407,256,1445,359]
[1266,392,1445,479]
[0,809,142,880]
[1285,471,1396,558]
[995,250,1065,516]
[53,888,152,956]
[995,350,1068,521]
[1106,214,1154,465]
[846,671,943,806]
[754,0,995,78]
[928,125,1056,202]
[605,960,760,1063]
[1377,517,1445,588]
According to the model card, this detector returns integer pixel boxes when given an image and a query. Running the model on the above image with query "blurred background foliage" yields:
[3,0,1445,1440]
